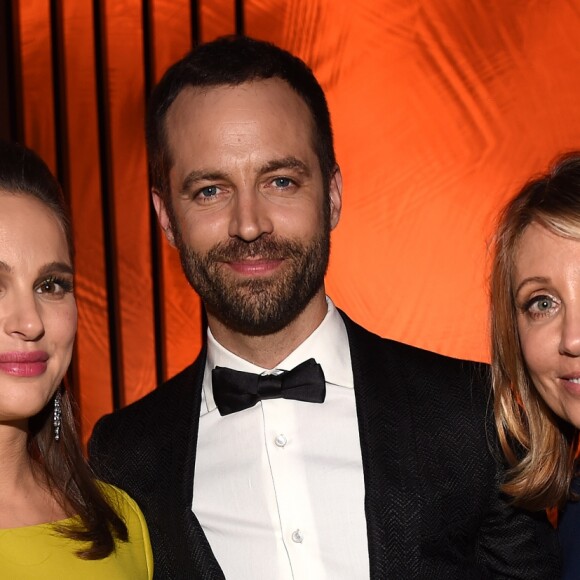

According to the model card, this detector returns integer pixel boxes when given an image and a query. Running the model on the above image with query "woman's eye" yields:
[35,276,73,297]
[525,295,557,317]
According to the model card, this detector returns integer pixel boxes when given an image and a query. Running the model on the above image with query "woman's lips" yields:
[0,351,49,377]
[559,375,580,396]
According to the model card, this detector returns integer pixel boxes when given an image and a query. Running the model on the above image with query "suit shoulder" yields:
[387,338,489,386]
[101,357,202,421]
[89,354,204,458]
[340,309,489,383]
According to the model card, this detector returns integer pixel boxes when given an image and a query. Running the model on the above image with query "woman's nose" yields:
[559,309,580,357]
[2,293,45,341]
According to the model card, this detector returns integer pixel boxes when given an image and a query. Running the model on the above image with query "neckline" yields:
[0,514,78,531]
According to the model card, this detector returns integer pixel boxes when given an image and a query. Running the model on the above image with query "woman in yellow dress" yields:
[0,140,152,578]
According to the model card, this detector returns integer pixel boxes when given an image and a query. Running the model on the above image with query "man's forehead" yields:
[165,79,311,127]
[164,79,317,161]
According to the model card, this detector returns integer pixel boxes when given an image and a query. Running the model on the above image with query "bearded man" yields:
[89,36,559,579]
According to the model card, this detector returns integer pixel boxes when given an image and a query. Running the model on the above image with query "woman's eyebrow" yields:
[37,262,74,277]
[515,276,550,295]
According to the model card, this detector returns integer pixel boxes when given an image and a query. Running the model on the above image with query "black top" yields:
[559,478,580,579]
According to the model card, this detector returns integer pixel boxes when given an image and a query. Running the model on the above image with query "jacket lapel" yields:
[173,348,226,579]
[342,311,422,578]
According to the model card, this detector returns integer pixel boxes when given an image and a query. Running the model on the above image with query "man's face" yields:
[154,79,341,336]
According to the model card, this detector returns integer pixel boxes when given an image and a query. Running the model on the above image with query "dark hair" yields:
[0,140,127,558]
[491,152,580,510]
[0,140,73,259]
[146,35,336,202]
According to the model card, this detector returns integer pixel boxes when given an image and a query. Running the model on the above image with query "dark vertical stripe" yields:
[190,0,199,47]
[189,0,206,344]
[142,0,154,95]
[142,0,166,386]
[92,0,124,409]
[49,0,81,397]
[0,0,23,142]
[235,0,244,36]
[49,0,67,193]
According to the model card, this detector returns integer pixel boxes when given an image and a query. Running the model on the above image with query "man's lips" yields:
[0,351,49,377]
[225,258,284,275]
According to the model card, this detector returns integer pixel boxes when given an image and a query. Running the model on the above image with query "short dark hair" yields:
[146,35,336,202]
[0,139,73,259]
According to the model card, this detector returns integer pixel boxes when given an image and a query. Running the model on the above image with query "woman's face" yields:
[515,222,580,427]
[0,193,76,426]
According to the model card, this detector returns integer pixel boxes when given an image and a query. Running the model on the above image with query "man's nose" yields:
[228,189,274,242]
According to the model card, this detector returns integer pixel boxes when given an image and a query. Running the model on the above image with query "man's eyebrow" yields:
[259,157,312,177]
[515,276,550,296]
[180,170,229,194]
[0,260,11,273]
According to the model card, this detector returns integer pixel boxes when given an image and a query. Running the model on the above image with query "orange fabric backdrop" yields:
[10,0,580,441]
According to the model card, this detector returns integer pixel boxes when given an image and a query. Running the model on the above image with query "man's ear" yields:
[152,188,176,247]
[329,166,342,230]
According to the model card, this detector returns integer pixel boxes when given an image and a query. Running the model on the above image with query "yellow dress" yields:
[0,483,153,579]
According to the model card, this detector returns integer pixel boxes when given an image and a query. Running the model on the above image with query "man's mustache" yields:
[206,236,304,262]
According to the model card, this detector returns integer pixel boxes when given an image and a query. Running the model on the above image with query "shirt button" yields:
[274,434,287,447]
[291,529,304,543]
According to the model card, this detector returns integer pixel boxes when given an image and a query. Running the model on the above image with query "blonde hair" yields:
[491,153,580,510]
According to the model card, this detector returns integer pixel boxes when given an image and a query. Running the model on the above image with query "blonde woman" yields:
[491,153,580,578]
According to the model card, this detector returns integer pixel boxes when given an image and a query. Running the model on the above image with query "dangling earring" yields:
[53,390,62,441]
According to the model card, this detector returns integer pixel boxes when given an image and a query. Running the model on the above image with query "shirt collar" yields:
[201,297,353,413]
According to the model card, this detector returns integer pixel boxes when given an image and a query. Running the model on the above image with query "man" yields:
[89,36,559,579]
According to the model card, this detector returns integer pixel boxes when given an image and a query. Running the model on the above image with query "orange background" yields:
[5,0,580,441]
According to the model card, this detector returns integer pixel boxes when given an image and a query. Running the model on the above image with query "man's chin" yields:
[204,286,316,336]
[208,274,288,299]
[206,307,294,337]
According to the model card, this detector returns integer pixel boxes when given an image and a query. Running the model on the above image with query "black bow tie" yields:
[212,358,326,416]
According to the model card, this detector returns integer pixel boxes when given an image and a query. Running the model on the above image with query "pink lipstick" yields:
[0,351,48,377]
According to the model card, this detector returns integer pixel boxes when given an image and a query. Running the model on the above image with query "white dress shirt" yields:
[193,299,370,579]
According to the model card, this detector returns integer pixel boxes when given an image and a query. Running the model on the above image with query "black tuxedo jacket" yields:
[89,312,560,579]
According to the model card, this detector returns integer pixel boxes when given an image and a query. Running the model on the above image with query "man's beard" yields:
[173,226,331,336]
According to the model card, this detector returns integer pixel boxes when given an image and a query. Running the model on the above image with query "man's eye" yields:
[272,177,293,188]
[198,186,219,198]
